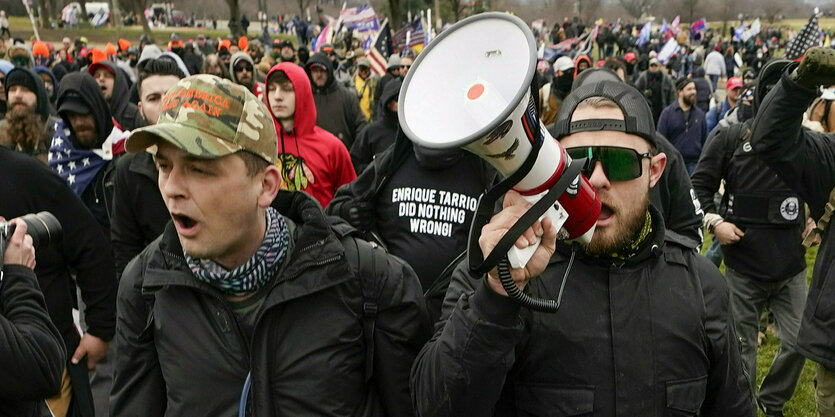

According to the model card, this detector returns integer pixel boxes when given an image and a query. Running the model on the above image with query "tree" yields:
[226,0,242,38]
[618,0,654,19]
[123,0,155,43]
[296,0,312,18]
[388,0,403,30]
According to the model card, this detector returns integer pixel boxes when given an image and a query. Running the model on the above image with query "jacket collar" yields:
[142,190,353,305]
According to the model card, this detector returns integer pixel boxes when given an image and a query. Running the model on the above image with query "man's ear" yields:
[257,164,282,208]
[648,152,667,188]
[137,101,145,121]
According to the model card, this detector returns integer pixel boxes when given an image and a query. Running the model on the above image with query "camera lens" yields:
[19,212,62,249]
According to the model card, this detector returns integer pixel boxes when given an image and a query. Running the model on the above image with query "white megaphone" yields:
[398,12,601,273]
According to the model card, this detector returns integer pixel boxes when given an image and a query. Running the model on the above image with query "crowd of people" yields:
[0,9,834,417]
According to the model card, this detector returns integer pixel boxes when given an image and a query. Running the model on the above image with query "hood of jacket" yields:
[574,54,592,78]
[378,77,401,124]
[88,60,132,122]
[693,66,706,78]
[6,67,50,121]
[229,52,255,89]
[305,52,336,92]
[265,62,317,138]
[57,72,113,146]
[33,65,57,102]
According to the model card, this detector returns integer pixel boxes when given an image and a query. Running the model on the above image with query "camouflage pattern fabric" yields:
[126,74,278,164]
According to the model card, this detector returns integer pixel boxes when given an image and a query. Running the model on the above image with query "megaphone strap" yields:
[468,158,586,274]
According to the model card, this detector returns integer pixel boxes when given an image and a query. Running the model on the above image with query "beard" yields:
[585,182,650,257]
[682,94,695,107]
[0,106,47,157]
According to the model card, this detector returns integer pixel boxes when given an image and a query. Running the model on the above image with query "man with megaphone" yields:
[411,81,754,416]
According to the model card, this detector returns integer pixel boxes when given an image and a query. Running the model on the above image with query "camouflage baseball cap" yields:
[126,74,278,164]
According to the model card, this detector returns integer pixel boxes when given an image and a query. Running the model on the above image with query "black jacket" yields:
[0,265,66,417]
[110,151,170,275]
[411,208,754,416]
[94,60,143,131]
[749,68,835,370]
[692,120,806,280]
[307,53,368,150]
[350,78,401,174]
[0,146,117,357]
[112,190,430,416]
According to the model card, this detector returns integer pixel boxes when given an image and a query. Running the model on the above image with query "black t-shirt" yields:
[376,153,485,290]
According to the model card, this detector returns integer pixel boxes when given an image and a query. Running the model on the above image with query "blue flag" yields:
[637,20,653,47]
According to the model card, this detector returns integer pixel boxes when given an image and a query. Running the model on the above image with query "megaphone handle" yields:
[507,200,568,268]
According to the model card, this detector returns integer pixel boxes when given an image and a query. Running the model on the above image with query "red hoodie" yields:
[265,62,356,208]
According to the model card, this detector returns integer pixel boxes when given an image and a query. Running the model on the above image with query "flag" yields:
[393,16,426,52]
[339,4,379,33]
[785,13,820,60]
[368,19,393,75]
[657,37,680,64]
[690,19,705,38]
[658,20,668,35]
[48,120,126,196]
[578,23,599,56]
[734,22,746,41]
[670,16,680,34]
[741,18,760,42]
[637,20,653,47]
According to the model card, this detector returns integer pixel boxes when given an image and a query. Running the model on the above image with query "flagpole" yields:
[22,0,40,41]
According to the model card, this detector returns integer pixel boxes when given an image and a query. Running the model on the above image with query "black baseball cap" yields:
[552,80,657,148]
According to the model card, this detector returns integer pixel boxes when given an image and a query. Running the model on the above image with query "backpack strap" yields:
[330,216,389,382]
[803,186,835,248]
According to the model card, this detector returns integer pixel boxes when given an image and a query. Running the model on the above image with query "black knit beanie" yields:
[5,68,38,99]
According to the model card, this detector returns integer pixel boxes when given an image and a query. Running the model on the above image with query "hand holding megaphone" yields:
[479,191,558,296]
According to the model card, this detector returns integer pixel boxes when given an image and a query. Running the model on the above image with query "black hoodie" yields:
[57,72,114,148]
[306,52,367,149]
[349,78,401,173]
[89,60,143,131]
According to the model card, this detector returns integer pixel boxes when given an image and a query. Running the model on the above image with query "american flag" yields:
[786,13,821,61]
[393,17,426,51]
[339,4,379,33]
[48,119,126,196]
[368,19,393,75]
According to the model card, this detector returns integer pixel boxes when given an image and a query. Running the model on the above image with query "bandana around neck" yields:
[186,207,290,296]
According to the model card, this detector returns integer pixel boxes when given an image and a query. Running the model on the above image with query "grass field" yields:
[702,233,819,416]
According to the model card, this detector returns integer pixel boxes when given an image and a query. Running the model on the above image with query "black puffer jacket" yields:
[412,208,754,416]
[749,67,835,370]
[306,52,368,149]
[112,190,430,417]
[0,265,66,417]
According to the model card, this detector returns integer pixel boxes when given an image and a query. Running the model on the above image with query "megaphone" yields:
[399,12,601,312]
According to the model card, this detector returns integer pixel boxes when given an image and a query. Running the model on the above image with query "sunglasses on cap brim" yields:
[565,145,652,181]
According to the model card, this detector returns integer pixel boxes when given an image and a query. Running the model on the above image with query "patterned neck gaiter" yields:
[186,207,290,296]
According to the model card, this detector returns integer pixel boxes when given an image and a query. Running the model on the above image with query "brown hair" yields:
[237,150,270,177]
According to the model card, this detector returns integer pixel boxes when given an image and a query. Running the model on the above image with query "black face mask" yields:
[554,72,574,94]
[129,57,138,67]
[413,144,465,170]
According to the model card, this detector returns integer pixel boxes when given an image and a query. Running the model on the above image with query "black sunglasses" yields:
[234,64,253,72]
[565,146,651,181]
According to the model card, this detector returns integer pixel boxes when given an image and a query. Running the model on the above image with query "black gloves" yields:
[791,47,835,90]
[342,200,376,231]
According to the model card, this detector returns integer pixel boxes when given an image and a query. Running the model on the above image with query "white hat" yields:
[554,56,575,72]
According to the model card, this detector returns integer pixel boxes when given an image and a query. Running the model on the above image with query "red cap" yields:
[238,36,248,51]
[596,60,605,67]
[726,76,743,90]
[624,52,637,62]
[32,41,49,57]
[219,39,232,50]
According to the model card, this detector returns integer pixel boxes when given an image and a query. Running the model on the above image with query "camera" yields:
[0,212,62,250]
